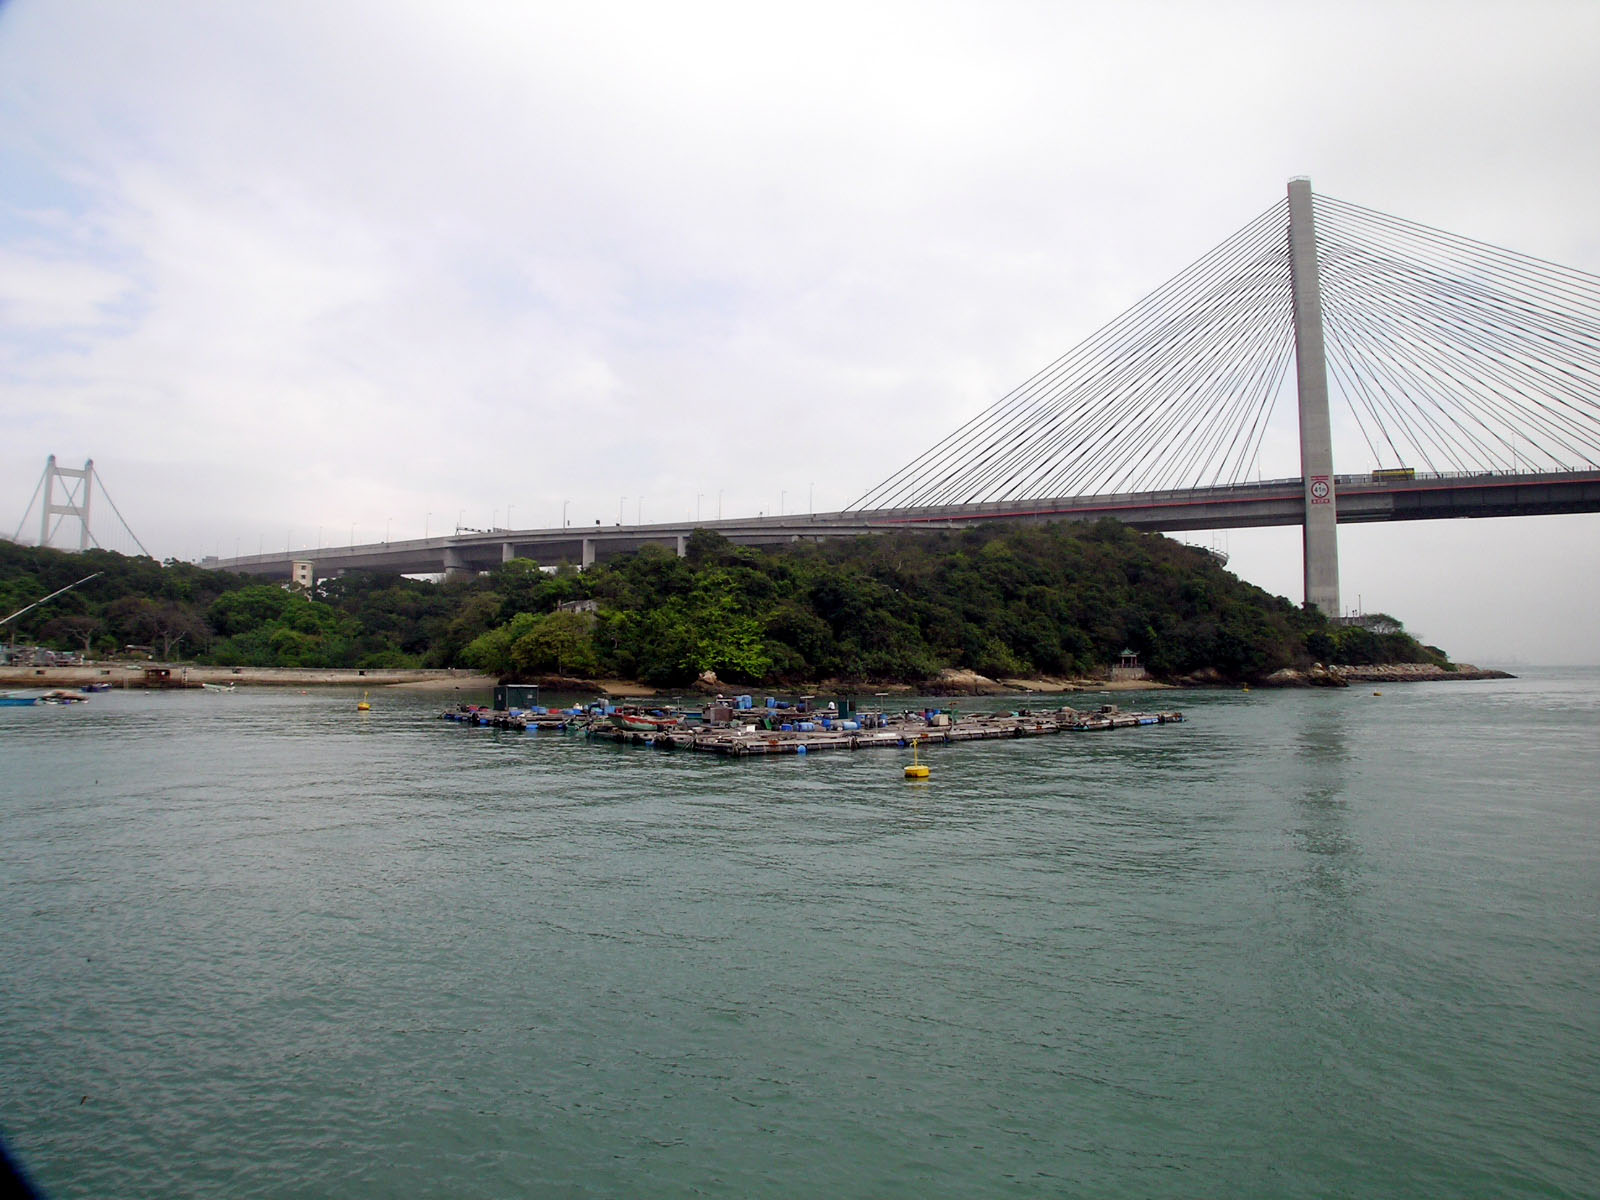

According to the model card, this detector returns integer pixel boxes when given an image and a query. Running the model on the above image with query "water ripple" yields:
[2,680,1597,1197]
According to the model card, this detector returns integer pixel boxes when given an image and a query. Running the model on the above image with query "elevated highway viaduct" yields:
[207,469,1600,582]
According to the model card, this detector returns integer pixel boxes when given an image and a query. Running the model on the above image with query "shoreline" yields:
[0,664,501,691]
[1255,662,1514,687]
[0,661,1514,693]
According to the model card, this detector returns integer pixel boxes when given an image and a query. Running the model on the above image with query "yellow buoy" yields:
[1372,690,1382,697]
[904,738,930,779]
[357,690,371,711]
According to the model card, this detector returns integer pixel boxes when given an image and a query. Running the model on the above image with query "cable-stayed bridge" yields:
[846,178,1600,614]
[197,465,1600,589]
[26,180,1600,612]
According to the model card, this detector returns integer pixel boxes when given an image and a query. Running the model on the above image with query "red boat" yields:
[607,707,681,733]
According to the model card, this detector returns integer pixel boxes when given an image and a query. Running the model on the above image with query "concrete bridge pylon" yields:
[1288,177,1340,617]
[40,455,95,552]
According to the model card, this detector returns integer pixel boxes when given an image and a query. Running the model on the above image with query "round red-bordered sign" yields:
[1310,479,1330,500]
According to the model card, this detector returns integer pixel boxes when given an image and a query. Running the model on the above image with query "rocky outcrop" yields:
[1254,661,1514,687]
[923,668,1010,695]
[1332,662,1514,682]
[1257,663,1348,687]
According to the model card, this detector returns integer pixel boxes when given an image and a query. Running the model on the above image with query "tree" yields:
[461,612,541,675]
[510,611,600,677]
[39,614,101,657]
[208,586,295,636]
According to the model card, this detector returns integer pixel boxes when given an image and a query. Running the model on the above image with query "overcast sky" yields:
[3,0,1598,664]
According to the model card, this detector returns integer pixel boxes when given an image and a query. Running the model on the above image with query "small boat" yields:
[608,707,680,733]
[39,690,88,705]
[202,682,236,693]
[81,682,113,693]
[0,693,40,707]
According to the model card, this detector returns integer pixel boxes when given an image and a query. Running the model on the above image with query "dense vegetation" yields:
[1,522,1448,683]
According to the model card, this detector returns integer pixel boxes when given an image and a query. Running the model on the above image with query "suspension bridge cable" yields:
[1319,195,1600,324]
[849,188,1600,512]
[849,200,1290,509]
[1319,230,1600,468]
[938,212,1291,503]
[10,465,47,543]
[89,467,154,558]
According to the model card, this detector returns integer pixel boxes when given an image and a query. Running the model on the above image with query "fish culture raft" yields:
[441,697,1184,758]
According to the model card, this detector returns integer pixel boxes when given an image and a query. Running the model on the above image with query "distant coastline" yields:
[0,661,1512,694]
[0,664,500,691]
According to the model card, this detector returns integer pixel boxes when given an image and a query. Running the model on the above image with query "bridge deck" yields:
[207,469,1600,579]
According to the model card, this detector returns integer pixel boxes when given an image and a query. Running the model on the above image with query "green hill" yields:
[1,523,1447,684]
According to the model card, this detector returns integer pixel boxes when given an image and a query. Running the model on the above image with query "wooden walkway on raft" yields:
[589,707,1184,757]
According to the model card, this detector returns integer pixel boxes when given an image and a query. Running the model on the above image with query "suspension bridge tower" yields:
[40,455,95,551]
[1288,177,1340,616]
[13,456,151,557]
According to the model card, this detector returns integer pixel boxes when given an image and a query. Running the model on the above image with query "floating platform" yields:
[440,705,578,731]
[441,702,1183,756]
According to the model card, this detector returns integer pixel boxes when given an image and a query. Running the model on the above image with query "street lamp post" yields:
[620,496,627,523]
[562,499,570,527]
[507,504,515,529]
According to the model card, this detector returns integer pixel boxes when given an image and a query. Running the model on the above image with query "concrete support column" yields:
[40,455,53,546]
[675,535,687,557]
[443,546,472,580]
[1288,177,1340,616]
[78,458,94,551]
[501,541,515,563]
[581,538,595,568]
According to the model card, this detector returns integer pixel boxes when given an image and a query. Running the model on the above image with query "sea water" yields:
[2,673,1597,1197]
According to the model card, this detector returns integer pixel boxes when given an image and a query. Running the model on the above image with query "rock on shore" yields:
[1257,662,1513,687]
[1332,662,1514,683]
